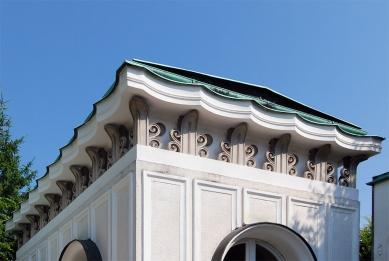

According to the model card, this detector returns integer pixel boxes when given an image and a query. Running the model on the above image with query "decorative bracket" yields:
[218,123,258,167]
[35,205,49,229]
[86,147,107,186]
[339,155,368,188]
[44,194,61,222]
[56,180,74,212]
[167,110,213,157]
[104,124,129,168]
[129,97,165,148]
[70,165,89,200]
[304,144,335,183]
[263,134,298,175]
[18,223,31,244]
[26,215,40,237]
[14,230,24,249]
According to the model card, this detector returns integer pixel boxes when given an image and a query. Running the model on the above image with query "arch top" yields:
[212,222,317,261]
[59,239,102,261]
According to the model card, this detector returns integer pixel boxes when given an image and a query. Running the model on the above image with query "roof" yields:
[128,59,385,138]
[367,172,389,186]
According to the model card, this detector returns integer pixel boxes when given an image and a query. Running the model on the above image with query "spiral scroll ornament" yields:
[107,150,113,169]
[218,141,232,163]
[338,168,350,187]
[304,161,315,180]
[167,129,182,152]
[148,123,166,148]
[129,128,134,149]
[245,145,258,167]
[326,163,335,184]
[197,134,212,158]
[119,136,128,157]
[287,154,299,176]
[263,151,275,172]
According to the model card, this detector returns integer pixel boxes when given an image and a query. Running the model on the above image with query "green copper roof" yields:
[366,172,389,186]
[129,59,385,137]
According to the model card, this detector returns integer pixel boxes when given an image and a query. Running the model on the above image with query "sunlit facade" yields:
[5,60,383,261]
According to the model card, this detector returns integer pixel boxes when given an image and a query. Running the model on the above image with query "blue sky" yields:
[1,1,388,227]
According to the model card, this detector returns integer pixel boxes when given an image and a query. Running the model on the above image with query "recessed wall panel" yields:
[73,208,89,240]
[29,250,36,261]
[91,191,111,261]
[143,171,188,261]
[59,221,72,250]
[243,189,284,224]
[38,242,47,261]
[288,197,325,260]
[329,205,358,261]
[48,233,58,261]
[112,176,131,261]
[194,180,240,261]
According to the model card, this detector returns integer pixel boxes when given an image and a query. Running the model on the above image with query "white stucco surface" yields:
[373,179,389,261]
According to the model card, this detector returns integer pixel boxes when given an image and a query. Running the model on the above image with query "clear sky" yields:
[1,1,388,227]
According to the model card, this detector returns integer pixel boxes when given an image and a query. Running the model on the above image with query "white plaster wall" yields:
[16,146,361,261]
[135,146,360,261]
[15,148,137,261]
[373,180,389,261]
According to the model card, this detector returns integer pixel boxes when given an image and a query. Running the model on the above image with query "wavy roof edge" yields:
[132,59,361,129]
[7,59,385,221]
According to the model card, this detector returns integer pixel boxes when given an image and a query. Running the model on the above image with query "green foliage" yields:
[0,100,37,261]
[359,216,372,261]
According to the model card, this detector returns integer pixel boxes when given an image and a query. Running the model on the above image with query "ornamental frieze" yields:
[86,147,107,186]
[167,110,213,157]
[56,180,74,212]
[304,144,335,183]
[35,205,49,229]
[263,134,298,175]
[18,223,31,245]
[218,123,258,167]
[70,165,90,200]
[44,194,61,222]
[339,155,368,188]
[129,97,165,148]
[105,124,129,168]
[26,214,40,237]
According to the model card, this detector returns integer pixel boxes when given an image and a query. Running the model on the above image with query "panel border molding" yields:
[287,196,325,261]
[327,203,359,261]
[142,171,189,261]
[112,174,134,261]
[193,180,241,261]
[243,188,285,225]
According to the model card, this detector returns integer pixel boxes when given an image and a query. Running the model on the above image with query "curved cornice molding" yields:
[126,67,383,151]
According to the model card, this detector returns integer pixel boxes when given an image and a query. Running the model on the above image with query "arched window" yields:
[224,239,284,261]
[212,222,316,261]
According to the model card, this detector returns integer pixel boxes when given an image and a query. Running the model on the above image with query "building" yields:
[5,59,384,261]
[367,172,389,261]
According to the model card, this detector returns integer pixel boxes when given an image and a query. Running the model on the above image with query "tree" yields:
[0,91,37,261]
[359,216,372,261]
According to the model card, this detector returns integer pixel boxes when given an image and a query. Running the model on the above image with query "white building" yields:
[5,59,384,261]
[367,172,389,261]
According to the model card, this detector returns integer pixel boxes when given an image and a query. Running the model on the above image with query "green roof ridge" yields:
[367,172,389,186]
[133,59,362,130]
[131,60,370,136]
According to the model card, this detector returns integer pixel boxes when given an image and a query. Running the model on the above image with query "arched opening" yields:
[59,239,102,261]
[224,239,283,261]
[212,222,317,261]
